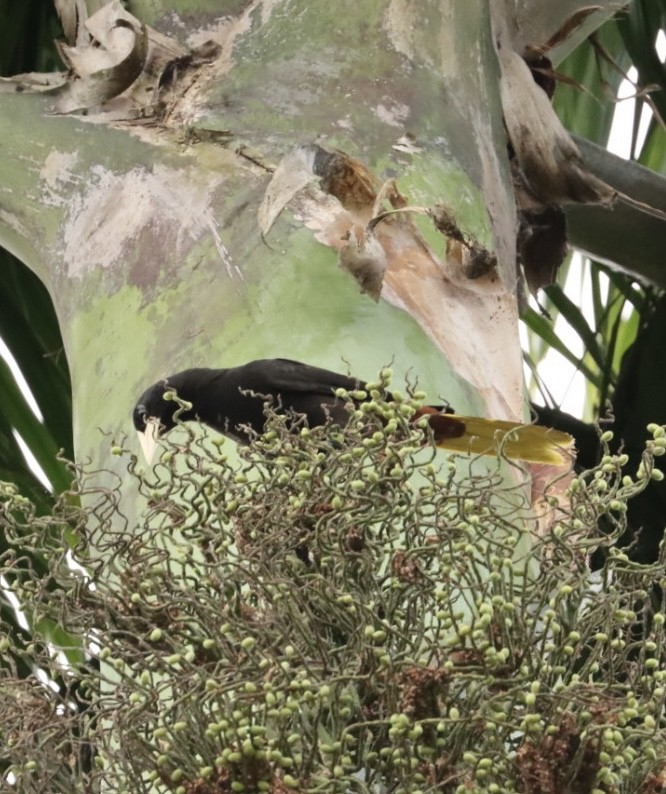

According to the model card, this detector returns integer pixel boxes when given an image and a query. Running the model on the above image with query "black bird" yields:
[133,358,361,458]
[133,358,573,465]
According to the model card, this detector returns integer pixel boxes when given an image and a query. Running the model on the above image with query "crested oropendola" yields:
[133,358,574,466]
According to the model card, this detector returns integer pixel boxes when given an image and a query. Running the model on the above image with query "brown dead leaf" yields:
[55,2,148,113]
[543,6,604,53]
[499,46,616,207]
[257,146,319,237]
[314,149,378,212]
[339,224,387,301]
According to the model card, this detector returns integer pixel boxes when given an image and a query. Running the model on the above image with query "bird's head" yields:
[133,376,196,463]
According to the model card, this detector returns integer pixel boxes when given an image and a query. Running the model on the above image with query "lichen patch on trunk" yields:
[61,164,237,281]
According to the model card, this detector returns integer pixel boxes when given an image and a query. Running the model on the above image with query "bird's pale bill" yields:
[137,418,161,464]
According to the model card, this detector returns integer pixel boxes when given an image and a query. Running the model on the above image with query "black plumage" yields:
[133,358,363,445]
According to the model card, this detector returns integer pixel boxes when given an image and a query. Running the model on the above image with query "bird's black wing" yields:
[230,359,363,396]
[167,360,365,440]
